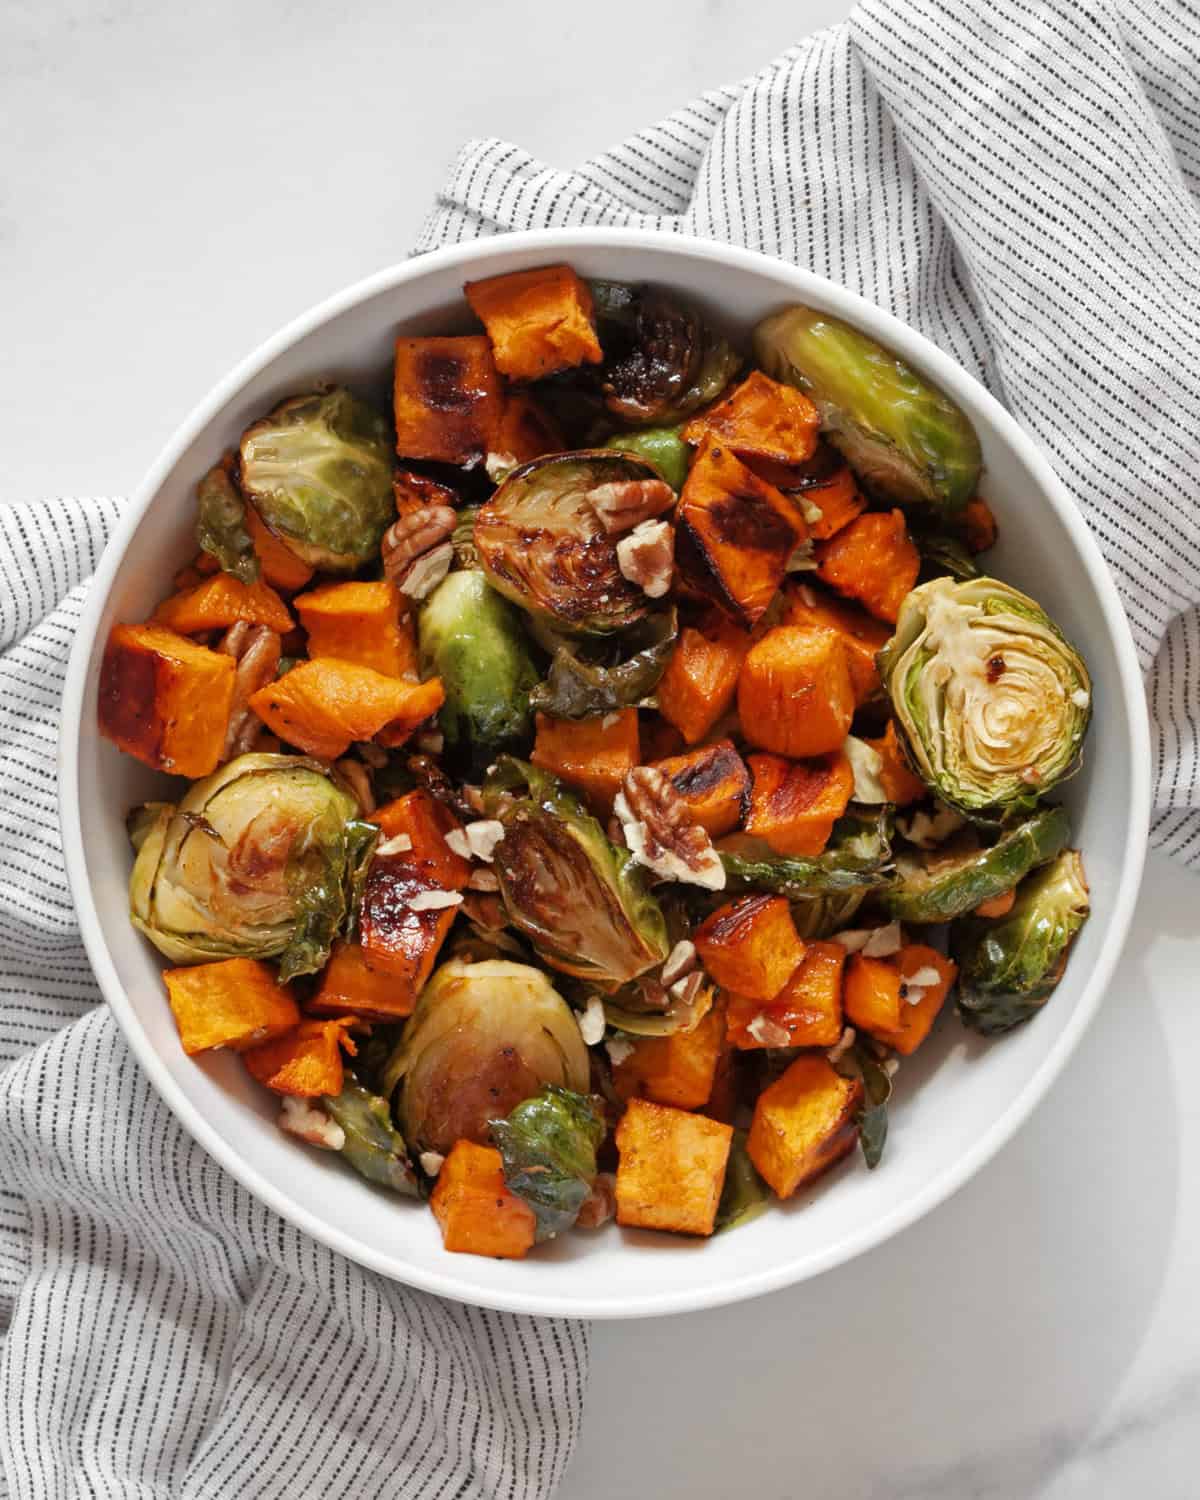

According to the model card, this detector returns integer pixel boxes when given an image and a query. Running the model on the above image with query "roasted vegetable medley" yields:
[99,264,1093,1254]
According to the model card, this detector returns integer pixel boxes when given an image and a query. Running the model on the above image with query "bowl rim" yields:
[58,227,1152,1318]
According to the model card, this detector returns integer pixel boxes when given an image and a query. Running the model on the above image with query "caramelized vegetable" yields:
[745,750,854,857]
[656,610,751,745]
[393,335,503,464]
[153,573,293,636]
[163,957,299,1055]
[431,1141,537,1259]
[244,503,315,592]
[737,625,854,759]
[614,1098,733,1236]
[249,659,444,759]
[492,391,565,467]
[747,1054,862,1198]
[862,722,926,806]
[815,510,920,624]
[531,709,639,812]
[694,894,805,1003]
[465,263,602,381]
[682,370,820,466]
[242,1016,357,1097]
[295,580,417,679]
[308,940,407,1021]
[611,1001,727,1110]
[371,789,472,892]
[843,953,903,1036]
[876,945,956,1055]
[649,740,750,837]
[490,1085,605,1240]
[357,861,458,998]
[964,497,998,553]
[195,458,258,584]
[529,609,677,720]
[726,940,845,1049]
[780,583,889,704]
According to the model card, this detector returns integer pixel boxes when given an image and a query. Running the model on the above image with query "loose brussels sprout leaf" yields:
[954,850,1090,1034]
[238,387,394,572]
[601,425,690,492]
[715,1130,770,1233]
[484,758,670,987]
[381,958,589,1157]
[128,752,373,979]
[323,1072,419,1196]
[753,305,981,514]
[914,528,980,582]
[475,451,656,635]
[529,608,677,719]
[490,1084,605,1241]
[419,570,539,774]
[195,461,259,583]
[884,805,1070,924]
[720,806,895,897]
[601,974,717,1037]
[790,889,867,940]
[879,576,1092,815]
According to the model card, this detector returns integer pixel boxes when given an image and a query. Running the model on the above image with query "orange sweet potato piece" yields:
[392,466,461,519]
[393,335,504,464]
[530,710,639,812]
[656,610,752,745]
[242,1016,358,1097]
[675,438,806,628]
[745,750,854,857]
[465,264,602,382]
[244,504,315,592]
[173,550,220,591]
[870,945,957,1056]
[815,509,920,625]
[308,941,412,1021]
[682,371,819,466]
[612,1003,727,1111]
[639,713,687,763]
[843,953,903,1036]
[99,622,235,779]
[649,740,750,838]
[492,391,565,465]
[726,940,845,1050]
[964,497,998,553]
[249,659,444,759]
[737,625,855,759]
[357,861,458,1000]
[745,441,867,540]
[747,1054,862,1199]
[614,1098,733,1236]
[974,888,1016,919]
[431,1141,536,1259]
[163,958,300,1055]
[694,894,805,1003]
[780,584,890,705]
[295,580,417,680]
[152,573,294,636]
[370,789,471,891]
[863,721,926,806]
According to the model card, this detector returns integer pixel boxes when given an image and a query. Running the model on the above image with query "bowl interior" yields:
[63,234,1148,1317]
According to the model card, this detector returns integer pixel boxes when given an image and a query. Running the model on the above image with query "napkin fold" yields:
[4,1,1200,1495]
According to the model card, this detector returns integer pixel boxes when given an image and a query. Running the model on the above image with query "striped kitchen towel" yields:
[2,1,1199,1496]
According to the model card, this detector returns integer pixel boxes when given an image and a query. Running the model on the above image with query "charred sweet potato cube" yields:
[308,941,410,1021]
[682,371,819,466]
[99,622,235,779]
[249,659,444,759]
[843,953,903,1036]
[656,610,752,745]
[492,391,565,465]
[242,1016,357,1097]
[675,438,806,628]
[173,549,220,591]
[152,573,294,636]
[465,264,602,382]
[747,1054,862,1198]
[726,940,845,1050]
[815,509,920,624]
[649,739,750,838]
[738,624,855,759]
[243,504,315,592]
[780,583,890,706]
[431,1141,536,1259]
[530,709,639,812]
[392,465,462,519]
[612,1003,727,1111]
[863,722,926,806]
[964,497,998,553]
[295,580,417,680]
[614,1098,733,1236]
[745,750,854,857]
[357,861,458,1004]
[393,335,503,464]
[745,441,867,540]
[163,958,299,1055]
[870,944,957,1056]
[694,894,805,1003]
[370,788,471,891]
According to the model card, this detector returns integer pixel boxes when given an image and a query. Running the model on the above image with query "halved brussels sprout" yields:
[483,758,670,987]
[474,451,658,634]
[238,387,394,572]
[601,425,690,492]
[129,752,377,980]
[196,460,259,583]
[879,577,1092,815]
[324,1073,419,1196]
[419,570,539,774]
[715,1130,770,1233]
[914,528,981,582]
[601,973,717,1037]
[490,1084,605,1241]
[790,889,867,940]
[954,850,1090,1034]
[753,305,981,514]
[719,806,895,898]
[381,958,589,1157]
[529,608,677,719]
[884,805,1070,924]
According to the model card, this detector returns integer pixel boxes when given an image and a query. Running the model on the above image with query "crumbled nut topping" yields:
[586,477,676,534]
[376,832,413,857]
[660,939,697,987]
[613,767,726,891]
[616,519,674,598]
[219,622,282,759]
[862,922,903,957]
[382,504,456,596]
[826,1026,857,1064]
[465,820,505,861]
[605,1036,635,1068]
[577,993,606,1046]
[407,889,463,912]
[444,828,471,859]
[897,803,966,848]
[747,1013,792,1047]
[279,1096,344,1151]
[419,1150,445,1177]
[466,867,499,892]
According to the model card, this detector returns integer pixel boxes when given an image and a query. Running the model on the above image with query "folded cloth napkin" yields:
[4,1,1200,1495]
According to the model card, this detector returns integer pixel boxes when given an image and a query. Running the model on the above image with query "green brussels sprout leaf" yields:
[529,608,677,719]
[195,461,260,583]
[323,1072,419,1197]
[715,1130,770,1233]
[601,425,690,491]
[914,528,981,582]
[490,1084,605,1241]
[833,1041,893,1170]
[720,805,895,898]
[789,889,868,940]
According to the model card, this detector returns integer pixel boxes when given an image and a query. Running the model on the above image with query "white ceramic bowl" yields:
[60,230,1150,1318]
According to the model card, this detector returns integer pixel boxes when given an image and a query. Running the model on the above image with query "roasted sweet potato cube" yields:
[871,944,957,1056]
[843,953,903,1036]
[704,1045,738,1126]
[530,709,639,812]
[612,1003,727,1111]
[863,722,926,806]
[370,788,471,891]
[615,1099,733,1236]
[308,941,410,1021]
[392,465,462,519]
[152,573,294,636]
[393,335,503,464]
[163,958,299,1055]
[244,504,315,592]
[964,497,998,553]
[357,862,458,1002]
[431,1141,536,1259]
[748,1054,862,1198]
[745,750,854,857]
[492,391,565,465]
[738,625,855,759]
[99,622,235,779]
[750,443,868,542]
[675,438,806,627]
[694,894,805,1003]
[726,941,845,1050]
[242,1016,357,1097]
[656,610,751,745]
[815,509,920,625]
[780,582,889,705]
[465,263,602,382]
[249,659,444,759]
[682,371,819,466]
[173,549,220,591]
[295,580,417,680]
[649,739,750,838]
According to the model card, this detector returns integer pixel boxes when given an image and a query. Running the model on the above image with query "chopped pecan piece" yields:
[586,477,676,535]
[613,766,726,891]
[382,505,456,596]
[576,1171,617,1229]
[332,756,375,815]
[219,622,281,759]
[279,1096,344,1151]
[616,519,674,598]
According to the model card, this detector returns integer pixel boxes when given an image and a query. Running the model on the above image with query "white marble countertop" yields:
[6,3,1198,1495]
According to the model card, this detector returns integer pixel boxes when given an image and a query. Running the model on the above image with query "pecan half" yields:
[382,505,457,596]
[332,756,375,815]
[586,478,676,535]
[612,766,726,891]
[616,518,674,598]
[219,622,281,759]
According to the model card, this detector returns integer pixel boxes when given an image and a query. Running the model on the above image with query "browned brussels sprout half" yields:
[490,1085,605,1241]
